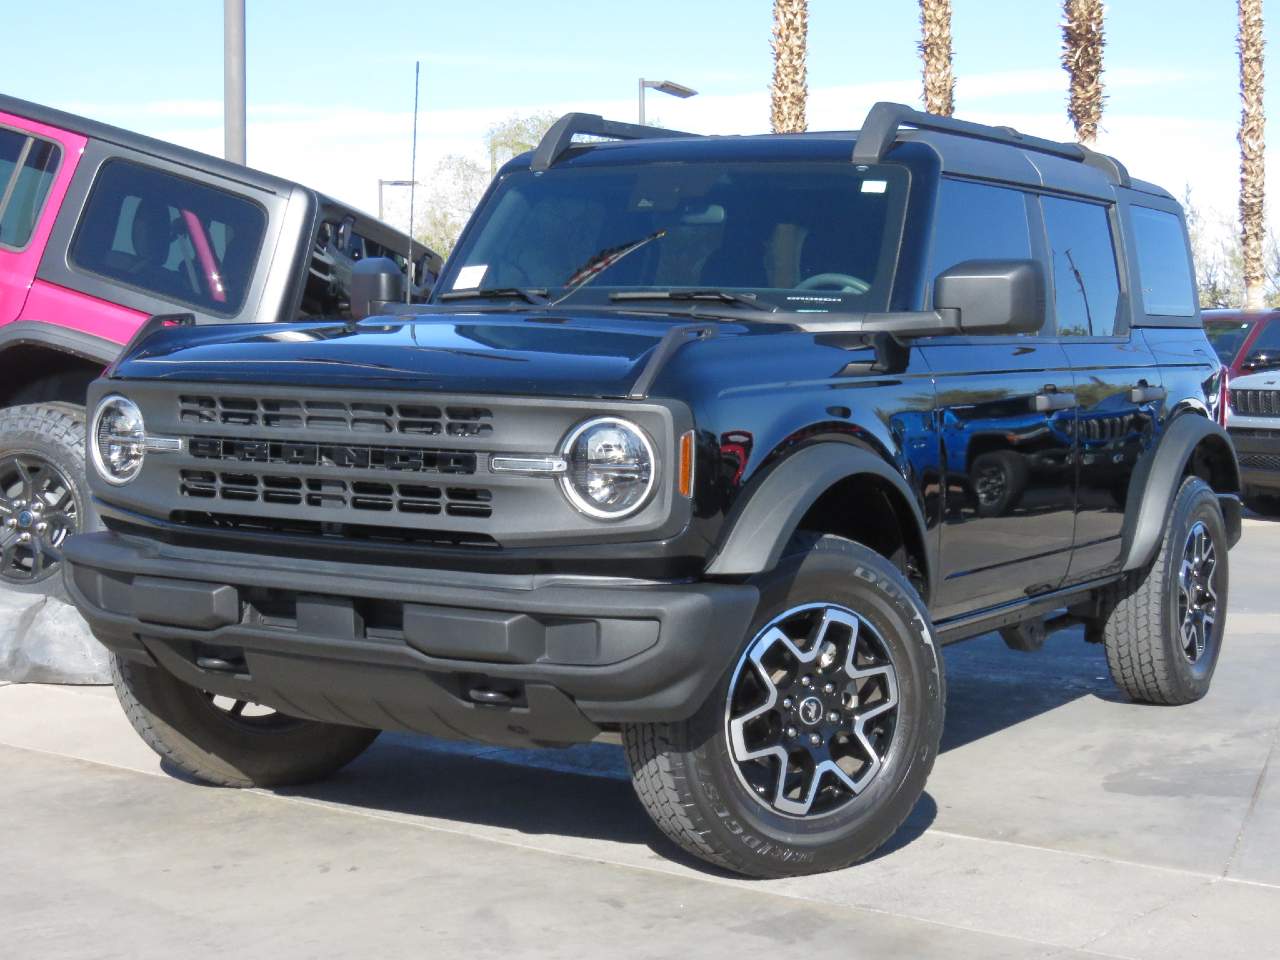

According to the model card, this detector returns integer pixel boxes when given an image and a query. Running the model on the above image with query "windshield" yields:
[1204,318,1256,365]
[436,161,909,312]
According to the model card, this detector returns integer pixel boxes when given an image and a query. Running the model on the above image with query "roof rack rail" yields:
[530,112,699,172]
[851,101,1130,187]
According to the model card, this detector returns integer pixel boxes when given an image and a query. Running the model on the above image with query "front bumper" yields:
[1229,427,1280,492]
[65,531,758,748]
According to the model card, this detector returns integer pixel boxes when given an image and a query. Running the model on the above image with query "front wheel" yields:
[623,535,944,878]
[112,654,379,788]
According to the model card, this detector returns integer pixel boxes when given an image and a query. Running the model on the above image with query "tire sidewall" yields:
[682,537,944,874]
[1159,478,1229,699]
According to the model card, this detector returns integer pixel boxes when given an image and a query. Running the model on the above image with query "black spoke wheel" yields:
[0,403,94,600]
[0,453,79,586]
[726,603,899,818]
[203,693,303,731]
[1176,521,1219,665]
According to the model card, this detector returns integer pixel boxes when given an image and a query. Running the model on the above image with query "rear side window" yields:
[1129,205,1196,317]
[929,179,1032,281]
[0,128,62,249]
[1042,197,1121,337]
[70,160,267,315]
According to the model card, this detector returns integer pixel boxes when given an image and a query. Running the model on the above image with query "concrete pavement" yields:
[1,519,1277,959]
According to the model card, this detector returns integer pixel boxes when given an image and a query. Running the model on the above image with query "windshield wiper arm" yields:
[437,287,549,305]
[549,230,668,307]
[610,289,773,312]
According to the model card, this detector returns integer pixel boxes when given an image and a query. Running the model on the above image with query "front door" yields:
[920,177,1078,620]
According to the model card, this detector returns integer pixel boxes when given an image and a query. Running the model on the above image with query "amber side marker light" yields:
[678,430,695,498]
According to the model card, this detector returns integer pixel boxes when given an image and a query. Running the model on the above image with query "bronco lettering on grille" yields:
[188,437,476,474]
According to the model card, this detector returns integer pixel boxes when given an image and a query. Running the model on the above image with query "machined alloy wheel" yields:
[0,453,79,586]
[726,603,899,818]
[1176,520,1219,664]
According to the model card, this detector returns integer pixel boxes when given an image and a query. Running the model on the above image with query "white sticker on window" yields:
[453,264,488,289]
[861,180,888,194]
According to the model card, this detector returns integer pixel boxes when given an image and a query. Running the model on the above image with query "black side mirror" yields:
[348,257,405,320]
[934,259,1045,335]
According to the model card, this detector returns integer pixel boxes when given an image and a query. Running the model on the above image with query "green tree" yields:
[486,113,558,175]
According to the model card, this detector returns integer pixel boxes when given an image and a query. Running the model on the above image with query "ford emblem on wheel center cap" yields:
[798,696,824,726]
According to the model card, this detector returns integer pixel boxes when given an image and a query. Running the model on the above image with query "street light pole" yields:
[637,78,699,126]
[377,179,418,222]
[223,0,246,164]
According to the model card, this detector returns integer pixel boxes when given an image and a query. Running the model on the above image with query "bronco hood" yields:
[108,312,712,399]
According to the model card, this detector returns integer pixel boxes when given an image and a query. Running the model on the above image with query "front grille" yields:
[1231,389,1280,417]
[178,470,492,518]
[187,436,477,475]
[1238,452,1280,472]
[169,510,501,548]
[178,394,494,438]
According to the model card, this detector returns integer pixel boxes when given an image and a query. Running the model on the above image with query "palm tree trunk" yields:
[771,0,808,133]
[1239,0,1267,310]
[1061,0,1105,146]
[919,0,955,116]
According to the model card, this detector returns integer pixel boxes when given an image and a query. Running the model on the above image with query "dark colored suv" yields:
[64,104,1240,878]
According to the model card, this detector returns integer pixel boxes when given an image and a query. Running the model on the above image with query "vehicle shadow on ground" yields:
[262,628,1114,875]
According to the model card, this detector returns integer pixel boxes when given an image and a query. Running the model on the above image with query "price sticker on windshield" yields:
[453,264,488,289]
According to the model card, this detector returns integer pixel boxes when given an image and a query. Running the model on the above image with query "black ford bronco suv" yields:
[63,104,1241,878]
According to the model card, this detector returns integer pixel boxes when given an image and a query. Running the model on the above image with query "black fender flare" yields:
[0,320,121,366]
[1119,413,1241,572]
[704,442,932,591]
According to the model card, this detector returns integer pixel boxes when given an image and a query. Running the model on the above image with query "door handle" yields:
[1034,387,1077,412]
[1129,384,1167,404]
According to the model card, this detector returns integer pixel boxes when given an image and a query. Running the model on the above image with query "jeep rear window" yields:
[0,128,61,250]
[1204,318,1256,365]
[440,162,909,312]
[70,160,266,315]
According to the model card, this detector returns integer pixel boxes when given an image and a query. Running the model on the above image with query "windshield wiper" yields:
[437,287,549,305]
[550,230,668,307]
[610,289,772,312]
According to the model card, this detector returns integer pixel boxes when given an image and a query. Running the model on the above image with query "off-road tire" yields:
[1100,476,1228,705]
[112,654,379,788]
[0,402,94,601]
[623,534,944,878]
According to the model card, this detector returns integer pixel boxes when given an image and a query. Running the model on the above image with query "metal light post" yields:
[223,0,246,164]
[377,179,418,221]
[637,78,698,125]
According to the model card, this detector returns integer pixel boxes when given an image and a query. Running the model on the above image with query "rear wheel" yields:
[1100,476,1228,705]
[0,403,92,601]
[623,535,944,878]
[112,654,379,787]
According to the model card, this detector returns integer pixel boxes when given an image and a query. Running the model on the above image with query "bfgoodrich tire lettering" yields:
[623,534,944,878]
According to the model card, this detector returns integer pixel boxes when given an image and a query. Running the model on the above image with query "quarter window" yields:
[0,129,62,249]
[70,160,267,315]
[1042,197,1121,337]
[1129,205,1196,317]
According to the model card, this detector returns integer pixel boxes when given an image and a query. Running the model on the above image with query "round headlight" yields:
[91,395,146,485]
[559,417,656,520]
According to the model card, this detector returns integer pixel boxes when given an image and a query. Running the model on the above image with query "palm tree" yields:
[1061,0,1105,146]
[1239,0,1267,310]
[919,0,955,116]
[770,0,808,133]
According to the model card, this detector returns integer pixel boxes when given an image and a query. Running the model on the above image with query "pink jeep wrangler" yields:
[0,94,440,598]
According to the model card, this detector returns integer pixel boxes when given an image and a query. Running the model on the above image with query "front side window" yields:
[1130,205,1196,317]
[439,161,909,312]
[1042,197,1121,337]
[0,128,61,249]
[928,179,1032,280]
[70,160,266,315]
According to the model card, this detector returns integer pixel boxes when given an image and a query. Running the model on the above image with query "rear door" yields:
[920,179,1078,620]
[1048,195,1163,581]
[0,114,84,324]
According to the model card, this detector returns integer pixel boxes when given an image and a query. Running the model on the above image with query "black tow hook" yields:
[196,656,244,673]
[468,687,514,705]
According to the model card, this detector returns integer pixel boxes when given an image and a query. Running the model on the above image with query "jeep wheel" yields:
[1100,476,1228,705]
[0,403,94,601]
[623,535,944,878]
[112,654,379,788]
[971,450,1028,517]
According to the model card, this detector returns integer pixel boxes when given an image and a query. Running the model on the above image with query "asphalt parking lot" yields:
[1,520,1277,960]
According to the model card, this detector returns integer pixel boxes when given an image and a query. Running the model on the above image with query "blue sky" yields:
[5,1,1274,228]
